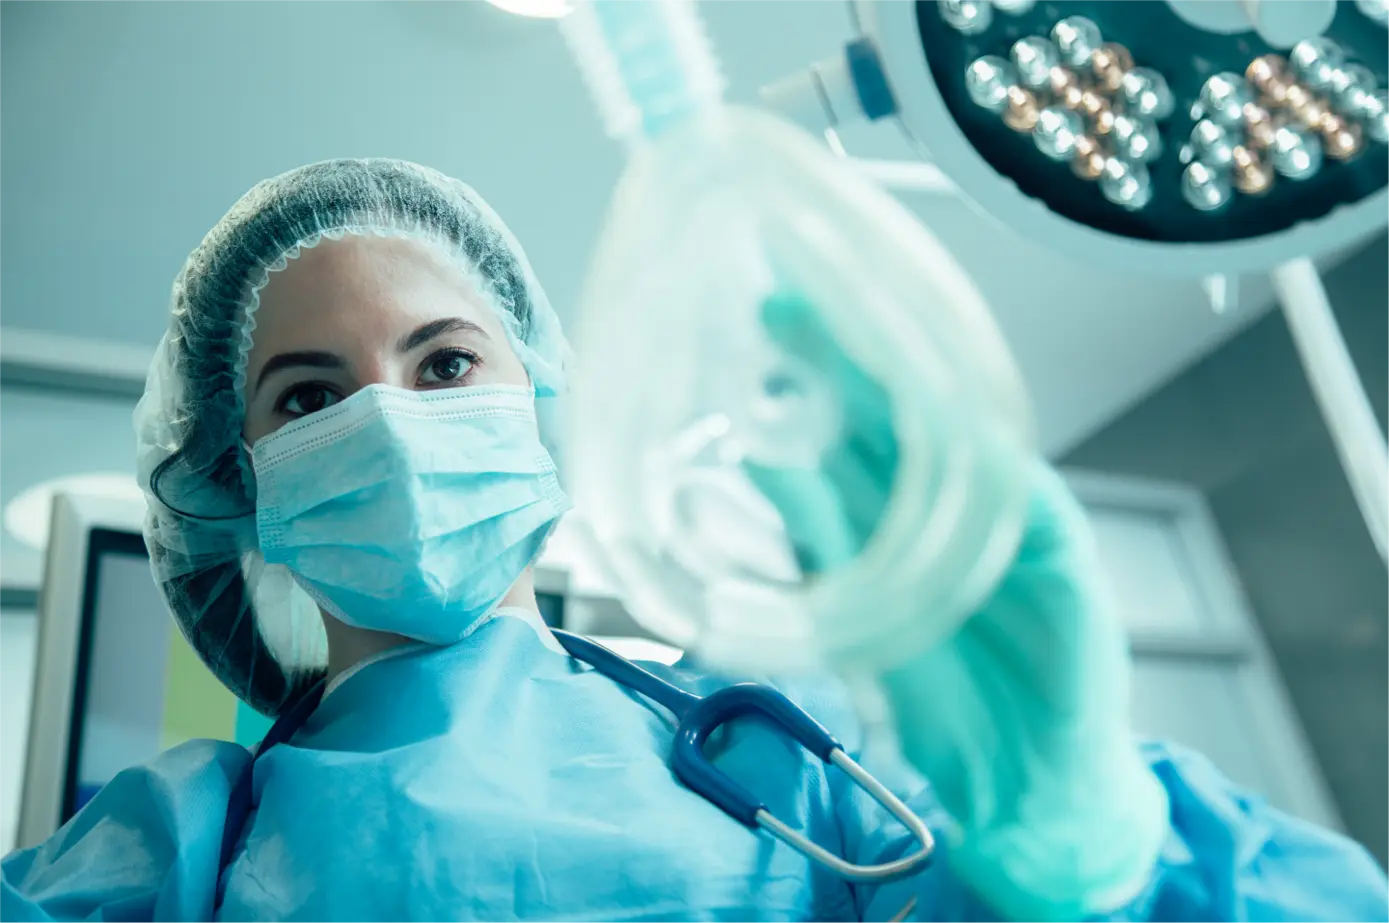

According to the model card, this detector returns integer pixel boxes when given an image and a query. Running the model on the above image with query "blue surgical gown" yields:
[4,615,1386,921]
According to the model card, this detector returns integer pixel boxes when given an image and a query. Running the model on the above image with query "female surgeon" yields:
[3,159,1386,922]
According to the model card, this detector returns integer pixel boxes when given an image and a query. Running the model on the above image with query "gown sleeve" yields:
[2,739,250,923]
[836,733,1388,922]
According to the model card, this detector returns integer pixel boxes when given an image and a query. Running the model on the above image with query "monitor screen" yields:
[62,530,274,819]
[61,530,567,823]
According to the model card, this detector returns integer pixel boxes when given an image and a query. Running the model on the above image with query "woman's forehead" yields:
[251,234,506,346]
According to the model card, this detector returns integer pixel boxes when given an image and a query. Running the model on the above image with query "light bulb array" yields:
[940,1,1387,216]
[936,0,1042,37]
[960,14,1171,211]
[1180,38,1385,212]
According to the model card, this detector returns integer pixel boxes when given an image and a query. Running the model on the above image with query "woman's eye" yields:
[419,351,475,385]
[282,386,341,417]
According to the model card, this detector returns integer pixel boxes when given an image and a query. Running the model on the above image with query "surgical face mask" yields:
[251,384,570,644]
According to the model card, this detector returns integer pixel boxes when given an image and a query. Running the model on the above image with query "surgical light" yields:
[992,0,1036,15]
[1033,105,1084,161]
[1200,72,1254,128]
[1270,124,1325,180]
[1189,118,1237,168]
[1291,36,1347,90]
[1011,36,1058,89]
[1052,16,1100,69]
[938,0,993,36]
[1181,160,1235,211]
[1121,67,1176,121]
[1112,113,1162,163]
[760,1,1389,560]
[965,56,1016,111]
[1099,156,1153,210]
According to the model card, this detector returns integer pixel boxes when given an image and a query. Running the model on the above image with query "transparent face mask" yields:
[568,107,1035,675]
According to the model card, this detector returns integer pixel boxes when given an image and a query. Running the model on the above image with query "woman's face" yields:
[241,235,531,445]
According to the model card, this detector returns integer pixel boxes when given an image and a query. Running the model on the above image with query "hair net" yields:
[134,158,570,716]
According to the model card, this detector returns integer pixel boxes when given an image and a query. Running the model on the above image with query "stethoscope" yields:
[220,631,935,886]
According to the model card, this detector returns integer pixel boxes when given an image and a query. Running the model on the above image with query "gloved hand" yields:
[745,293,1169,921]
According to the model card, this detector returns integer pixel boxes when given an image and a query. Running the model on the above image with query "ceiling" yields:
[0,1,1360,455]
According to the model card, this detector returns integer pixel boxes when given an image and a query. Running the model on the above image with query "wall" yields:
[1065,234,1389,866]
[0,609,38,851]
[0,384,142,849]
[0,386,141,589]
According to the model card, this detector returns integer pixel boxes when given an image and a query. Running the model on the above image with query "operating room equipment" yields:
[761,0,1389,561]
[1270,257,1388,561]
[560,0,1036,676]
[551,629,934,883]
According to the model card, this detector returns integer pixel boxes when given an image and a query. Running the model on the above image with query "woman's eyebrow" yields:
[397,317,489,353]
[255,351,344,390]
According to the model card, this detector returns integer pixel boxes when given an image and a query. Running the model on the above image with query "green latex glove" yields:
[746,294,1169,921]
[742,293,897,577]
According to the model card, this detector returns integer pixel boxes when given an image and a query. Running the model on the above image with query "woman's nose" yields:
[351,359,402,391]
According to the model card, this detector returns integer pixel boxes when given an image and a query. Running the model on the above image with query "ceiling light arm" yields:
[1270,257,1388,562]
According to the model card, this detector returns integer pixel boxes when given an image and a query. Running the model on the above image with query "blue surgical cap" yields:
[134,159,570,715]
